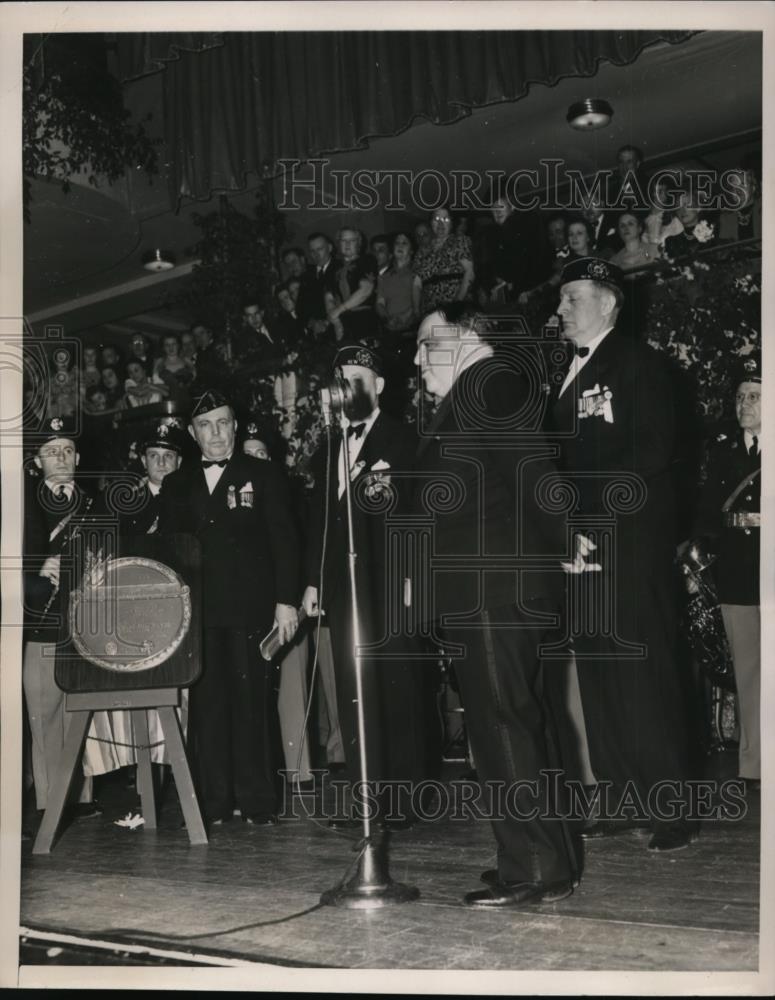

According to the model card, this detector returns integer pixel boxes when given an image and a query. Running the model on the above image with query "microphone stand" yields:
[320,396,419,909]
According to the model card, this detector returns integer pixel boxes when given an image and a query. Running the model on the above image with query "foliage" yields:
[186,191,284,336]
[23,34,159,221]
[643,247,761,427]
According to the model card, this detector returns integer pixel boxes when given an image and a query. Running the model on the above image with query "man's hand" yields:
[274,603,298,645]
[302,586,320,618]
[561,533,602,574]
[39,555,61,587]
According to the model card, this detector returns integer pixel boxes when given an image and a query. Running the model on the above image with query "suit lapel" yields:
[415,391,454,458]
[552,330,620,420]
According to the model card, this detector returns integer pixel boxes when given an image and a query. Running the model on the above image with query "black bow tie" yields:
[202,459,228,469]
[570,344,590,359]
[347,423,366,440]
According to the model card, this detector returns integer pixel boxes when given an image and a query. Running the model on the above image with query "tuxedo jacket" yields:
[550,328,676,511]
[158,452,299,631]
[305,410,415,642]
[411,360,568,624]
[548,326,679,600]
[23,477,95,642]
[694,431,760,605]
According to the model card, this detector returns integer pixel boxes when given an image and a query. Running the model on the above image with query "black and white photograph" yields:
[0,1,772,993]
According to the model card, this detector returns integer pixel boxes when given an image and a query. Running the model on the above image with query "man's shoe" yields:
[243,813,278,826]
[480,868,580,891]
[647,828,697,853]
[208,812,233,827]
[70,801,103,820]
[580,819,648,840]
[464,880,573,908]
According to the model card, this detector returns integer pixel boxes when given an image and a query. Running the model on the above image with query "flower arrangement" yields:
[645,245,760,426]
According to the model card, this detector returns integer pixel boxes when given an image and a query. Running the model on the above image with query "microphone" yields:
[320,386,332,427]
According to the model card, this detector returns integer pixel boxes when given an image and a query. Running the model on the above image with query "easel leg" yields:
[33,711,91,855]
[157,706,207,845]
[132,709,157,829]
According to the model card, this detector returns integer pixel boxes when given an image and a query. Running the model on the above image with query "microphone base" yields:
[320,842,420,910]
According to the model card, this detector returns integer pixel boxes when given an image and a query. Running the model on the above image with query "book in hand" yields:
[259,607,308,661]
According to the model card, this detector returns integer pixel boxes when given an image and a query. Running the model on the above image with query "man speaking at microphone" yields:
[158,389,299,828]
[303,346,434,827]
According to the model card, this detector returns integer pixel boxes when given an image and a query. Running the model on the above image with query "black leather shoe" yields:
[70,801,103,820]
[243,813,278,826]
[464,880,573,908]
[580,819,648,839]
[647,829,697,853]
[480,868,580,891]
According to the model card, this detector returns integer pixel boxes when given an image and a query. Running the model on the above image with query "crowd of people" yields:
[21,145,762,907]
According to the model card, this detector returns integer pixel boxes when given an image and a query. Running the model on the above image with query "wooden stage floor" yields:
[19,762,759,974]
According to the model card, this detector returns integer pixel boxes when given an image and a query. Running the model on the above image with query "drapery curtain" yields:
[116,30,697,205]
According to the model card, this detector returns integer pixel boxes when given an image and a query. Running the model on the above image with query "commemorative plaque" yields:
[70,557,191,673]
[56,532,201,693]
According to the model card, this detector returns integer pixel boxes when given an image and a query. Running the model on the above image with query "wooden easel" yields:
[33,687,207,854]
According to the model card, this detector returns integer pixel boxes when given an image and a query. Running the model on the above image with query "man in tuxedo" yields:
[158,390,299,826]
[551,256,694,852]
[581,193,619,259]
[23,416,101,819]
[302,345,436,826]
[411,303,577,908]
[693,356,761,785]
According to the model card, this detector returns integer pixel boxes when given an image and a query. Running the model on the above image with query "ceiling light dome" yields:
[566,99,614,130]
[142,249,176,272]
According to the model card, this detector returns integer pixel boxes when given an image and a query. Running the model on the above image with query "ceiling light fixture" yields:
[142,249,176,272]
[566,99,614,131]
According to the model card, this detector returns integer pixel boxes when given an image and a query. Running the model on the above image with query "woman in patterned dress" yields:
[413,206,474,315]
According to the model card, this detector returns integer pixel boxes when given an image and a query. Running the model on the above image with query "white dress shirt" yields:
[743,429,761,455]
[558,326,615,398]
[203,452,233,494]
[337,408,380,499]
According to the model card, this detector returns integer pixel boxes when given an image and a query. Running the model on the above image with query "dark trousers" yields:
[191,627,281,819]
[327,596,439,814]
[574,563,691,830]
[442,604,576,885]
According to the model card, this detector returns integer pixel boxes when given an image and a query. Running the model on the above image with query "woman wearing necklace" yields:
[664,191,718,260]
[610,212,661,275]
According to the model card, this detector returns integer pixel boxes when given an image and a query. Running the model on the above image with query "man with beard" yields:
[158,390,299,827]
[302,346,436,827]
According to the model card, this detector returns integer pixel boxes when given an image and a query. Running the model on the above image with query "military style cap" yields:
[141,416,186,453]
[39,415,77,445]
[190,388,232,419]
[333,344,383,377]
[560,256,625,296]
[243,417,272,443]
[735,353,762,387]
